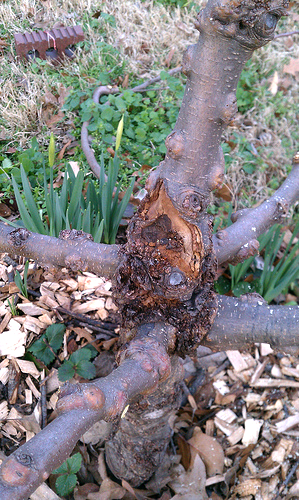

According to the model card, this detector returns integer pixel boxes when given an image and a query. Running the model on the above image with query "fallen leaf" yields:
[283,57,299,78]
[169,455,208,499]
[188,427,225,477]
[87,477,126,500]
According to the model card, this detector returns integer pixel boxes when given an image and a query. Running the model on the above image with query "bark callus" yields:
[114,180,217,355]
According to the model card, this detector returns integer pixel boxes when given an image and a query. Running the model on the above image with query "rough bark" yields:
[0,223,119,278]
[0,323,176,500]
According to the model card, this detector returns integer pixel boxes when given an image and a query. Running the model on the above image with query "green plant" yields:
[57,346,97,382]
[7,297,18,316]
[29,323,66,365]
[63,73,184,176]
[14,260,29,298]
[11,135,134,244]
[53,452,82,497]
[215,223,299,302]
[29,323,97,381]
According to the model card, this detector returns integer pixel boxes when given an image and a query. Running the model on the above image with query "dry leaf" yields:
[170,454,208,500]
[283,58,299,78]
[74,483,99,500]
[188,427,224,477]
[87,478,126,500]
[30,482,61,499]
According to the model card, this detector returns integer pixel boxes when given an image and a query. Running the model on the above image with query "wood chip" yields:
[234,479,261,496]
[227,426,244,446]
[17,303,46,316]
[275,414,299,433]
[281,366,299,379]
[226,350,249,372]
[252,379,299,388]
[216,409,237,423]
[16,359,41,379]
[242,419,263,445]
[72,298,105,313]
[214,417,237,437]
[38,295,59,309]
[0,400,8,422]
[250,359,268,385]
[0,311,12,334]
[30,482,61,500]
[25,389,33,405]
[23,316,44,335]
[0,320,27,357]
[26,376,41,399]
[259,343,274,356]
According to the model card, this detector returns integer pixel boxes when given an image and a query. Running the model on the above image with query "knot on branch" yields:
[118,336,171,388]
[8,227,30,248]
[114,180,217,355]
[59,229,94,241]
[0,453,36,487]
[196,0,289,49]
[56,382,105,415]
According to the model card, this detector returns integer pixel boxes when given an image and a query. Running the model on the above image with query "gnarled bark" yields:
[0,223,119,278]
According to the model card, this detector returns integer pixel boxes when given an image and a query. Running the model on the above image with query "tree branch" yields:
[0,323,175,500]
[202,295,299,352]
[214,155,299,265]
[0,223,120,278]
[0,297,298,497]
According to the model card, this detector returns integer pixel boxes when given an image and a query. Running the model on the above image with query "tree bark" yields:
[0,323,176,500]
[0,223,119,278]
[203,295,299,352]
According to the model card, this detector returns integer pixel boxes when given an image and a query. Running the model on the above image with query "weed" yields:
[215,223,299,303]
[14,260,29,298]
[29,322,97,381]
[7,297,18,316]
[57,346,97,382]
[53,452,82,497]
[10,132,134,244]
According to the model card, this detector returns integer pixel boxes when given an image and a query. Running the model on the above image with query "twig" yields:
[56,306,118,336]
[273,458,299,500]
[40,371,47,429]
[275,30,299,38]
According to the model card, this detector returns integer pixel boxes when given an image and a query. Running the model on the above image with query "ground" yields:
[0,0,299,499]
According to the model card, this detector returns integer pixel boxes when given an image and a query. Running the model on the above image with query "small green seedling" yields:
[57,346,97,382]
[53,452,82,497]
[14,260,29,298]
[29,323,66,365]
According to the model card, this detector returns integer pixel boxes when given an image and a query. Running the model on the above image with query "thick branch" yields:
[0,300,298,497]
[203,295,299,351]
[0,223,120,278]
[148,0,288,217]
[0,323,175,500]
[214,159,299,265]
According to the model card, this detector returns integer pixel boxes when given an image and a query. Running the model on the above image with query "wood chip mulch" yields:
[1,254,299,500]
